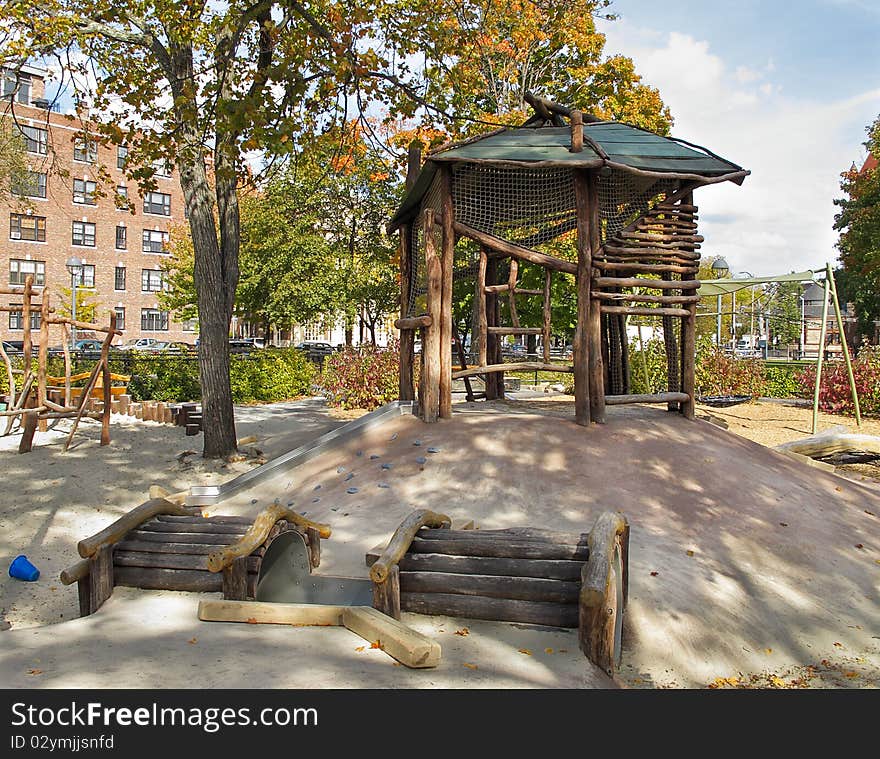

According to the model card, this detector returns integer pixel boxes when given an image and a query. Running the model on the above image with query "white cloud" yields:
[602,21,880,277]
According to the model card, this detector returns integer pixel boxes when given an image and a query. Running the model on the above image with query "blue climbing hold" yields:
[347,487,359,494]
[427,447,440,454]
[381,463,392,470]
[344,472,355,481]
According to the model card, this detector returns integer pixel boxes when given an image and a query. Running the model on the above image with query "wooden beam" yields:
[395,315,432,330]
[569,109,584,153]
[198,600,345,626]
[453,362,573,379]
[422,209,442,423]
[593,292,701,304]
[604,392,689,405]
[585,172,605,423]
[600,306,691,318]
[487,327,543,336]
[543,269,552,363]
[593,260,698,276]
[439,165,454,419]
[454,221,578,275]
[398,223,415,402]
[679,192,698,420]
[573,171,591,426]
[477,248,488,368]
[342,606,441,669]
[593,276,700,290]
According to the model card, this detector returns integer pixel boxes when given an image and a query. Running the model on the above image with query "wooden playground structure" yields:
[0,274,123,452]
[390,96,749,424]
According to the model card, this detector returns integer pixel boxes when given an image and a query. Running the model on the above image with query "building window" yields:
[142,229,169,253]
[10,214,46,242]
[9,258,46,286]
[181,319,197,333]
[114,266,126,291]
[152,159,172,178]
[115,225,127,250]
[72,221,96,247]
[75,264,96,288]
[142,191,171,216]
[73,178,97,205]
[20,125,48,155]
[73,137,97,163]
[2,71,31,104]
[115,185,128,210]
[11,170,47,199]
[141,268,165,292]
[141,309,169,331]
[117,145,128,169]
[114,306,126,330]
[8,308,41,331]
[303,323,324,341]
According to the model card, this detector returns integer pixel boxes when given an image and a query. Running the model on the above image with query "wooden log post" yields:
[222,557,249,601]
[679,192,697,419]
[569,110,584,153]
[370,509,451,584]
[543,269,552,363]
[18,410,38,454]
[477,247,489,368]
[485,256,502,399]
[88,543,114,615]
[398,223,415,402]
[372,564,401,620]
[579,511,629,675]
[37,289,50,432]
[60,323,72,408]
[101,311,116,445]
[306,526,322,568]
[421,209,442,423]
[439,165,455,419]
[22,275,33,371]
[573,171,592,425]
[587,172,606,422]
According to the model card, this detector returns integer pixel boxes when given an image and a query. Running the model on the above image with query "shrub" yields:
[229,348,315,403]
[762,364,802,399]
[319,342,400,410]
[695,346,765,398]
[795,345,880,416]
[628,337,670,394]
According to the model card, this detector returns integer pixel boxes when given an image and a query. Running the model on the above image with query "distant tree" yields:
[0,117,31,205]
[834,115,880,340]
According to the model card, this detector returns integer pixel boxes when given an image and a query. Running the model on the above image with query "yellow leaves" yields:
[545,648,554,655]
[686,550,695,557]
[463,662,478,670]
[454,628,469,636]
[764,648,773,655]
[844,671,859,679]
[187,637,198,645]
[518,648,532,656]
[355,646,365,652]
[708,676,740,689]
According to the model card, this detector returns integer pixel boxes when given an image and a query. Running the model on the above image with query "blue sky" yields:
[598,0,880,276]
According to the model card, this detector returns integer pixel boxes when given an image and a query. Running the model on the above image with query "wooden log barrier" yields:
[369,509,451,584]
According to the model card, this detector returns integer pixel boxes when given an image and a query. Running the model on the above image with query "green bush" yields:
[319,343,400,410]
[628,337,671,394]
[762,364,802,399]
[228,348,316,403]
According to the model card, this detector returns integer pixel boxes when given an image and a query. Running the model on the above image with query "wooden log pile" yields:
[367,510,630,675]
[60,501,324,616]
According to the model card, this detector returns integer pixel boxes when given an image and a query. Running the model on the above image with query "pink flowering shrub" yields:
[796,345,880,416]
[319,342,402,410]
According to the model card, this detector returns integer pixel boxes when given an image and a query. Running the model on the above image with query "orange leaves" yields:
[27,669,43,676]
[246,617,258,624]
[187,637,198,645]
[518,648,532,656]
[370,640,383,650]
[649,571,659,577]
[454,627,469,636]
[463,662,478,670]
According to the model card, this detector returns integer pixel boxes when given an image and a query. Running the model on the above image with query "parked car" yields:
[294,341,335,361]
[144,340,196,353]
[116,337,160,351]
[1,340,23,354]
[228,338,259,354]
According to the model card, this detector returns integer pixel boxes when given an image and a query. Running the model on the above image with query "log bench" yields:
[366,509,629,675]
[60,500,330,617]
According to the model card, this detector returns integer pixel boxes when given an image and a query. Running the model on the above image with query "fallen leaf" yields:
[454,628,470,636]
[686,550,695,557]
[558,649,568,653]
[866,510,875,517]
[188,637,198,645]
[27,669,42,676]
[463,662,478,670]
[764,648,772,654]
[835,486,842,492]
[844,671,859,679]
[855,544,864,549]
[650,571,659,577]
[833,642,843,648]
[545,648,554,654]
[779,522,788,527]
[370,641,383,650]
[518,648,532,656]
[355,646,365,652]
[246,617,258,624]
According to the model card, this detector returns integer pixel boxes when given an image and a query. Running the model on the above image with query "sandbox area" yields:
[1,400,878,689]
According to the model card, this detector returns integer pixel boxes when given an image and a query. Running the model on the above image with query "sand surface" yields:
[1,394,878,689]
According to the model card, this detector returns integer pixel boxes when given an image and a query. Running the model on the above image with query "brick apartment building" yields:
[1,65,193,345]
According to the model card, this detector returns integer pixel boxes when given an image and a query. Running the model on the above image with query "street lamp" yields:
[66,256,83,349]
[711,257,729,348]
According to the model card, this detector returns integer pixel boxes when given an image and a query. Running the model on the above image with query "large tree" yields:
[1,0,670,457]
[834,116,880,341]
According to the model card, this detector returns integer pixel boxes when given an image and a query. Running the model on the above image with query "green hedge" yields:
[1,348,315,405]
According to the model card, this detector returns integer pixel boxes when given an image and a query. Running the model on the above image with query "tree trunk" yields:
[166,42,238,459]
